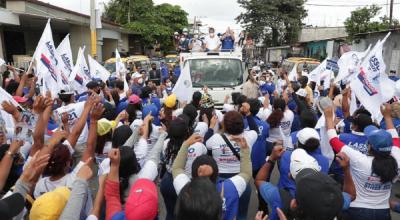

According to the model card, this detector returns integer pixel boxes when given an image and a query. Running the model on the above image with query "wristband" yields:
[265,156,276,164]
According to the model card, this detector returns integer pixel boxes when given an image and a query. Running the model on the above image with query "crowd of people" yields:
[0,49,399,220]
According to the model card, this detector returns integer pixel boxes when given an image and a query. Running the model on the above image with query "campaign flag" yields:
[0,58,5,67]
[172,63,192,102]
[308,58,327,84]
[315,111,335,166]
[33,20,63,98]
[288,65,297,81]
[88,55,110,83]
[70,47,91,94]
[115,49,129,91]
[350,32,393,121]
[56,34,74,74]
[335,45,371,84]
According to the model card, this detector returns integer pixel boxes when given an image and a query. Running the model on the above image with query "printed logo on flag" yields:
[357,68,378,96]
[184,80,190,88]
[40,54,58,82]
[368,55,380,72]
[75,74,83,85]
[61,53,72,72]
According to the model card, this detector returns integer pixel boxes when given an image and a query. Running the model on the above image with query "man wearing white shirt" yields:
[204,27,221,52]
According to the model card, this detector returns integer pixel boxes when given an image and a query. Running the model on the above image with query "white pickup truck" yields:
[179,51,246,109]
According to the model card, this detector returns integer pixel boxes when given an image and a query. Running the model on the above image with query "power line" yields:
[305,2,400,7]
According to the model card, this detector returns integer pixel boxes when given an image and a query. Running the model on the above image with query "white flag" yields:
[33,20,64,98]
[56,34,74,74]
[88,55,110,83]
[115,49,129,91]
[0,58,5,67]
[350,32,393,121]
[70,47,91,94]
[308,58,328,84]
[335,45,371,84]
[172,63,193,102]
[288,65,297,81]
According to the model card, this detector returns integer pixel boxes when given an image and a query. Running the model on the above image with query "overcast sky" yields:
[39,0,400,33]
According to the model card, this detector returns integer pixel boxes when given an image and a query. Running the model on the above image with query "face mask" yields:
[259,80,266,86]
[166,82,172,87]
[138,78,143,84]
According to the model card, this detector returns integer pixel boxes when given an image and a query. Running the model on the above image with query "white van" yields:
[180,51,245,109]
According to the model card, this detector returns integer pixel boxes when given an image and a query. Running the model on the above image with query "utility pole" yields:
[389,0,394,27]
[90,0,97,58]
[128,0,131,23]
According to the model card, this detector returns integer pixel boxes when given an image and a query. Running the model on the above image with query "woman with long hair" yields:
[324,104,400,220]
[266,98,294,151]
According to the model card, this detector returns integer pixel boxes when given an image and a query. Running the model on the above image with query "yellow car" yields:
[127,55,150,72]
[104,57,129,73]
[281,57,320,75]
[165,54,178,67]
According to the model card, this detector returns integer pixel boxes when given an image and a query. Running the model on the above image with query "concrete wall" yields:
[70,24,91,61]
[102,38,118,60]
[299,27,348,42]
[121,33,129,52]
[352,32,400,74]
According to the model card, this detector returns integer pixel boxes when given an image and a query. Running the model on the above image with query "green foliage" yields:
[236,0,307,46]
[344,5,399,41]
[104,0,188,51]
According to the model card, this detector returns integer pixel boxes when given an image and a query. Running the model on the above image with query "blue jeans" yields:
[160,172,177,220]
[346,207,391,220]
[219,173,251,220]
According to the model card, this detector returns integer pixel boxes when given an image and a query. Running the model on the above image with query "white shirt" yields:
[55,102,88,145]
[204,35,221,51]
[267,109,294,149]
[341,145,400,209]
[184,142,208,176]
[34,161,84,198]
[206,130,257,174]
[190,39,203,52]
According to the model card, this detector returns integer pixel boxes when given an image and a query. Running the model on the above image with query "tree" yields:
[344,5,399,41]
[236,0,307,46]
[104,0,188,51]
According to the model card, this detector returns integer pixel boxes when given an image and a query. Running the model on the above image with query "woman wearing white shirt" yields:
[266,98,294,151]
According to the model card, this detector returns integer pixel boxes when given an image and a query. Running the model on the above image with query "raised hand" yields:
[32,96,46,114]
[20,150,50,184]
[2,101,17,115]
[109,148,120,166]
[90,103,105,121]
[183,134,203,146]
[230,136,248,149]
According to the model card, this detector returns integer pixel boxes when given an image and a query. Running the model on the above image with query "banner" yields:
[33,20,63,98]
[335,45,371,83]
[69,47,91,94]
[308,58,327,83]
[88,55,110,83]
[115,49,129,91]
[350,32,393,121]
[56,34,74,74]
[172,63,193,102]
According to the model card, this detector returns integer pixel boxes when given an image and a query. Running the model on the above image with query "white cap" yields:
[296,88,307,97]
[290,148,321,179]
[296,127,320,145]
[132,72,142,79]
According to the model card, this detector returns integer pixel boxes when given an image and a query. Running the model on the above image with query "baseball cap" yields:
[97,118,117,136]
[13,96,28,103]
[30,187,71,220]
[128,94,141,104]
[132,72,142,79]
[290,148,321,179]
[295,169,343,219]
[364,125,393,153]
[0,192,25,219]
[86,80,100,89]
[125,179,158,220]
[296,128,320,145]
[200,93,214,109]
[164,94,177,108]
[295,88,307,98]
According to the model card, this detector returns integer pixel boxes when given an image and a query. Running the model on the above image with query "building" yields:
[352,29,400,74]
[0,0,142,67]
[298,26,348,60]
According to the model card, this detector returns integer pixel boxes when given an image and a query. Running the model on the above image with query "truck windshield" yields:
[188,58,243,88]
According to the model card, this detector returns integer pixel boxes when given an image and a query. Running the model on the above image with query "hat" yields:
[364,125,393,153]
[86,80,100,89]
[297,128,320,145]
[132,72,142,79]
[0,193,25,219]
[112,125,133,148]
[125,179,158,220]
[58,85,74,95]
[13,96,28,103]
[97,118,117,136]
[164,94,177,108]
[290,148,320,179]
[30,187,71,220]
[295,88,307,98]
[142,104,160,126]
[295,169,343,219]
[128,95,141,104]
[200,94,214,109]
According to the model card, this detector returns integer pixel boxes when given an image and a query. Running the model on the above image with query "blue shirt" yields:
[221,36,235,51]
[389,75,400,82]
[380,118,400,134]
[260,83,275,96]
[161,65,169,81]
[277,149,329,197]
[131,84,142,96]
[248,116,269,171]
[174,66,181,78]
[217,178,239,220]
